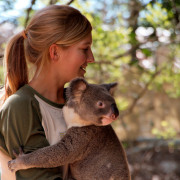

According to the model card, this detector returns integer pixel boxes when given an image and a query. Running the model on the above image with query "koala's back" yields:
[67,125,130,180]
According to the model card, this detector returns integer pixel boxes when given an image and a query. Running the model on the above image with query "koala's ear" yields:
[101,82,118,96]
[66,78,88,102]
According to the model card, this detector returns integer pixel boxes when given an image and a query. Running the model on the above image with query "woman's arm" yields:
[0,91,62,180]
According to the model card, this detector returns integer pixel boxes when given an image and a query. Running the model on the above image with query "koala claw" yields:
[7,147,26,172]
[8,158,26,172]
[8,160,15,172]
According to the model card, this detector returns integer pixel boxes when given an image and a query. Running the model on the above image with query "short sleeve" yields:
[0,91,62,180]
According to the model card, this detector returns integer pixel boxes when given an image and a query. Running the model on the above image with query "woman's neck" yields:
[29,68,65,104]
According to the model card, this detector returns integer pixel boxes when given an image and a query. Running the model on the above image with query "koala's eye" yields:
[97,101,104,108]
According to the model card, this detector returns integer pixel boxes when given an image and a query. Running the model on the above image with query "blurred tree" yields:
[0,0,180,141]
[0,0,17,24]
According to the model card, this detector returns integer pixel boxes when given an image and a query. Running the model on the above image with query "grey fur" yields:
[8,78,131,180]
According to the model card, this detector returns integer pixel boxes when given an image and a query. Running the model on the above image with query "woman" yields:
[0,5,94,180]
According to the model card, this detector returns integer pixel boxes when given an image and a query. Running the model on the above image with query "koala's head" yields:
[64,78,119,127]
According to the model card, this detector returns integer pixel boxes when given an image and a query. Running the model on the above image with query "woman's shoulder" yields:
[1,85,39,112]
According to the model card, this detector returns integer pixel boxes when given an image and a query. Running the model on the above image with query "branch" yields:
[170,0,180,26]
[0,54,3,59]
[66,0,75,5]
[49,0,58,5]
[126,138,180,155]
[95,60,120,69]
[120,67,163,118]
[24,0,36,28]
[114,44,140,59]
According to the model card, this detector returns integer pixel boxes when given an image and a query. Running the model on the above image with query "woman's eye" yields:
[81,47,89,51]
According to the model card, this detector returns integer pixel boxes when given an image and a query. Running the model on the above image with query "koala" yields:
[8,78,131,180]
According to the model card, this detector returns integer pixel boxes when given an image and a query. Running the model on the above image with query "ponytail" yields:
[2,32,28,103]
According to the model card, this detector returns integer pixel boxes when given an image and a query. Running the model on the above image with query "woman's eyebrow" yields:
[82,41,92,45]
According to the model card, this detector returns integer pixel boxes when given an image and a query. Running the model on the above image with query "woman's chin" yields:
[77,72,85,78]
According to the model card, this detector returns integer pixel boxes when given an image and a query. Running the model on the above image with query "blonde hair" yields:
[2,5,92,102]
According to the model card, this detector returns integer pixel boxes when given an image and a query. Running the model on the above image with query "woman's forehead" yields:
[79,33,92,45]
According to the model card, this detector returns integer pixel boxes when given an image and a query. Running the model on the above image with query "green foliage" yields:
[81,9,131,83]
[141,48,152,57]
[140,2,172,28]
[152,120,177,139]
[116,97,129,111]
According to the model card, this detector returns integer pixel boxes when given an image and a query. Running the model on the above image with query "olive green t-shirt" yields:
[0,85,65,180]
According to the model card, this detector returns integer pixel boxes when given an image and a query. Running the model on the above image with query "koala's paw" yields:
[8,147,26,172]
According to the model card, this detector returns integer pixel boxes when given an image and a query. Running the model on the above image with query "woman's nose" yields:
[87,49,95,63]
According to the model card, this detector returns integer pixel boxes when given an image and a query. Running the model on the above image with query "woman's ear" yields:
[49,44,60,61]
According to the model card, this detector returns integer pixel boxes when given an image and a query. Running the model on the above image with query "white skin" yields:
[29,33,94,104]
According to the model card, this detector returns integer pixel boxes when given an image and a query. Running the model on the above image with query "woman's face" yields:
[57,33,94,82]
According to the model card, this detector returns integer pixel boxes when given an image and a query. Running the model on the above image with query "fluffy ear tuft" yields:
[101,82,118,96]
[66,78,88,102]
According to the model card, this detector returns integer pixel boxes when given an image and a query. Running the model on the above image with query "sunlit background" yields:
[0,0,180,179]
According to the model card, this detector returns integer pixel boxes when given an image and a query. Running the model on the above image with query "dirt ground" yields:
[126,145,180,180]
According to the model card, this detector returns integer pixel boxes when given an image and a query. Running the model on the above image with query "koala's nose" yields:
[111,103,119,118]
